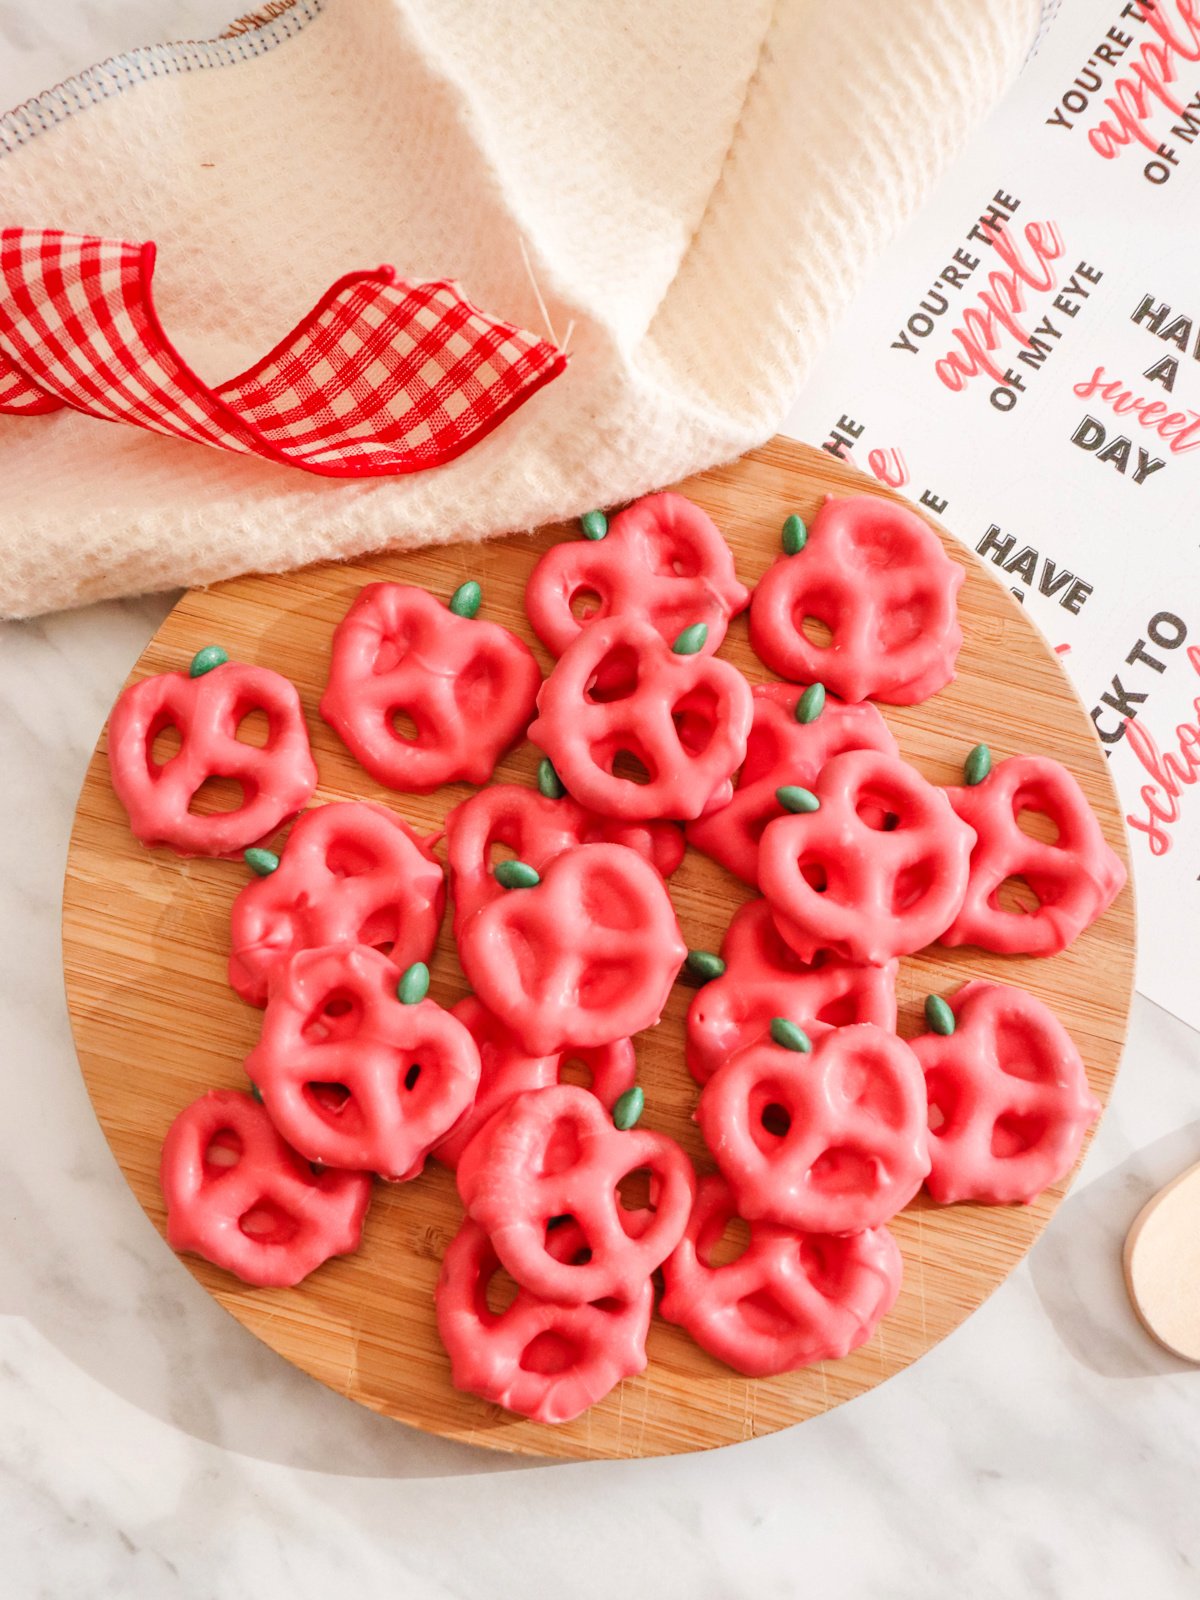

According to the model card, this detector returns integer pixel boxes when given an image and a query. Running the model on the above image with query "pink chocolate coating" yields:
[911,980,1100,1206]
[456,841,686,1055]
[456,1084,696,1305]
[528,614,753,821]
[686,682,898,886]
[229,801,445,1007]
[107,659,317,857]
[698,1023,930,1235]
[686,898,897,1085]
[525,491,748,661]
[245,944,480,1179]
[941,754,1126,956]
[436,1217,652,1423]
[749,494,964,704]
[759,748,976,965]
[320,583,541,792]
[659,1175,902,1377]
[160,1088,372,1287]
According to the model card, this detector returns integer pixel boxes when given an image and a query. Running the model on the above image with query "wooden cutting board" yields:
[61,436,1135,1461]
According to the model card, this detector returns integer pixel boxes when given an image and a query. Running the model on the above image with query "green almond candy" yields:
[448,580,482,619]
[770,1017,812,1053]
[672,622,709,656]
[244,846,280,876]
[776,785,820,814]
[795,682,826,725]
[612,1085,645,1130]
[580,509,609,541]
[537,757,566,799]
[964,743,993,786]
[189,645,229,678]
[250,1083,265,1104]
[686,949,726,983]
[396,961,431,1005]
[924,994,956,1036]
[494,859,540,889]
[781,514,808,555]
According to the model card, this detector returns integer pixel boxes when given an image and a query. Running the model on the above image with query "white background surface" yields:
[1,6,1198,1597]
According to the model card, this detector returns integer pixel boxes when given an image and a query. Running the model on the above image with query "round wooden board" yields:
[62,437,1135,1460]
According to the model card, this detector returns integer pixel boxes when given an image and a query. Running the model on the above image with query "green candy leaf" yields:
[537,757,566,799]
[770,1017,812,1053]
[249,1083,264,1104]
[672,622,709,656]
[580,509,609,541]
[781,514,808,555]
[964,743,992,786]
[686,949,726,983]
[795,682,826,725]
[189,645,228,678]
[448,580,482,619]
[924,994,956,1036]
[612,1086,645,1130]
[244,846,280,876]
[397,961,431,1005]
[776,785,820,814]
[495,859,540,889]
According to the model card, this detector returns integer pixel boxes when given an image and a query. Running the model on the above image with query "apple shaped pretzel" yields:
[525,492,749,661]
[436,1217,652,1423]
[941,754,1126,956]
[686,682,898,886]
[749,495,964,704]
[659,1176,902,1376]
[456,841,686,1055]
[456,1085,696,1304]
[320,582,541,792]
[160,1089,372,1287]
[699,1023,930,1234]
[759,749,976,965]
[107,647,317,856]
[528,614,753,821]
[245,946,480,1179]
[229,802,445,1006]
[685,898,897,1085]
[432,995,636,1168]
[911,981,1100,1205]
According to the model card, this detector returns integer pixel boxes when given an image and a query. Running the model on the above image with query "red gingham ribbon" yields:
[0,228,566,476]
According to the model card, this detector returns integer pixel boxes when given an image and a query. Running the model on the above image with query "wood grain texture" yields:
[62,437,1135,1460]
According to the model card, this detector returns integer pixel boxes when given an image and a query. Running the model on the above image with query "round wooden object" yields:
[62,438,1135,1460]
[1124,1161,1200,1362]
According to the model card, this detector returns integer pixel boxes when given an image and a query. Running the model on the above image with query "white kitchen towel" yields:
[0,0,1037,618]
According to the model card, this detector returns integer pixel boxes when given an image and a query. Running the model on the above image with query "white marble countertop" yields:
[2,7,1199,1597]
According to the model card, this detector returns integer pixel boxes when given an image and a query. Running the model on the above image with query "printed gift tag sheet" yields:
[783,0,1200,1026]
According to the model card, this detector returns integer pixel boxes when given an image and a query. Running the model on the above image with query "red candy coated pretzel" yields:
[686,898,897,1084]
[941,755,1126,956]
[529,614,754,820]
[245,945,480,1179]
[911,981,1100,1205]
[436,1217,652,1423]
[749,494,964,703]
[686,682,898,885]
[108,657,317,857]
[659,1175,902,1377]
[525,492,748,662]
[444,782,683,935]
[432,995,636,1168]
[457,1085,696,1304]
[759,749,976,965]
[457,842,686,1054]
[320,583,541,792]
[160,1089,371,1287]
[699,1023,930,1234]
[229,801,445,1006]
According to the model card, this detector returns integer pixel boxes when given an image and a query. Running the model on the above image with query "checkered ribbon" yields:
[0,229,566,476]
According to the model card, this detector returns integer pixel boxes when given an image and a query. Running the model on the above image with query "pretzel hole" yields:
[698,1212,751,1269]
[800,861,828,894]
[356,909,397,955]
[877,601,924,650]
[800,616,834,649]
[374,629,412,675]
[995,875,1042,916]
[234,707,271,748]
[558,1056,594,1091]
[738,1288,791,1337]
[307,1081,351,1115]
[855,797,900,831]
[188,776,247,816]
[577,960,631,1012]
[815,991,863,1027]
[403,1063,422,1092]
[1015,806,1060,845]
[991,1111,1046,1159]
[610,748,654,786]
[539,1118,582,1175]
[809,1146,874,1193]
[150,720,183,769]
[799,1236,855,1298]
[993,1018,1051,1082]
[570,586,604,623]
[302,989,362,1043]
[927,1101,946,1132]
[520,1330,578,1375]
[204,1128,242,1173]
[544,1216,592,1265]
[484,1264,521,1316]
[585,644,639,702]
[487,839,519,868]
[390,708,419,743]
[653,544,700,579]
[671,684,719,756]
[457,654,500,718]
[892,862,932,912]
[239,1202,297,1245]
[327,838,381,877]
[760,1102,792,1139]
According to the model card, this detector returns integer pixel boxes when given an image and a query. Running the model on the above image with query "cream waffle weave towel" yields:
[0,0,1037,617]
